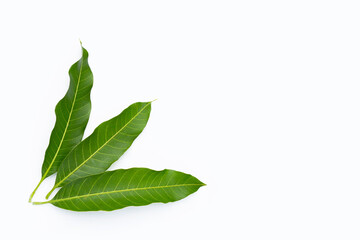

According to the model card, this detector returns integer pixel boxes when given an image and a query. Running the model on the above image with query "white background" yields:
[1,0,360,239]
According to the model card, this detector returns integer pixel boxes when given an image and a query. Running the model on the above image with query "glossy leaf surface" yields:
[47,102,152,197]
[37,168,205,211]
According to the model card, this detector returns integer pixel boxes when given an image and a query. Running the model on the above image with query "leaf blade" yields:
[41,46,93,178]
[49,102,152,194]
[42,168,205,211]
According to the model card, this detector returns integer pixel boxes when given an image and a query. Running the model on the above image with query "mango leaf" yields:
[34,168,205,211]
[29,45,93,202]
[46,102,152,199]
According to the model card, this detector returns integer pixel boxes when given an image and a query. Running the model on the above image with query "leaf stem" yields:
[46,186,57,199]
[33,201,52,205]
[28,177,45,203]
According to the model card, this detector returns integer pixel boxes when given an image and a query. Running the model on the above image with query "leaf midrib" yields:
[42,56,84,179]
[55,102,151,187]
[49,183,205,204]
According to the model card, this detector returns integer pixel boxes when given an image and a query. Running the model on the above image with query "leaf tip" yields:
[197,181,206,187]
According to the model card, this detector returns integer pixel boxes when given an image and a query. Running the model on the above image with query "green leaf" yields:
[29,45,93,202]
[34,168,205,211]
[46,102,152,198]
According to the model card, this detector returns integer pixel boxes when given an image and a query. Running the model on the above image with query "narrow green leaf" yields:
[46,102,152,198]
[29,45,93,202]
[42,46,93,177]
[35,168,205,211]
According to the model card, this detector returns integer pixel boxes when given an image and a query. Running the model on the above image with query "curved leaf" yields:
[46,102,152,198]
[42,46,93,177]
[35,168,205,211]
[29,45,93,202]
